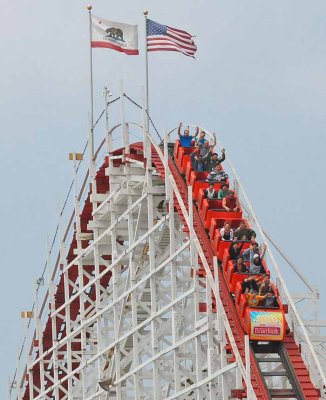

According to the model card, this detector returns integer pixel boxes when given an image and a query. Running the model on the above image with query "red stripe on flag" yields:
[166,32,196,47]
[167,26,192,38]
[91,41,139,55]
[148,38,197,55]
[147,47,195,57]
[148,38,196,52]
[147,42,196,56]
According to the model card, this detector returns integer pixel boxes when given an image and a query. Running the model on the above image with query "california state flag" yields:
[91,15,139,55]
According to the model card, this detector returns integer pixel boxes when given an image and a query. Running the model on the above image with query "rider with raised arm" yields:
[190,149,205,171]
[249,244,267,274]
[196,130,209,147]
[178,122,199,148]
[203,134,225,170]
[229,240,244,261]
[195,129,211,153]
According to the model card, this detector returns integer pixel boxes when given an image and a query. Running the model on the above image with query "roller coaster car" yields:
[191,172,211,200]
[174,142,210,198]
[208,217,244,239]
[200,199,242,230]
[185,161,193,185]
[174,139,181,159]
[234,281,286,341]
[175,146,193,174]
[222,251,269,294]
[209,222,249,260]
[197,187,221,210]
[191,166,229,196]
[174,143,184,170]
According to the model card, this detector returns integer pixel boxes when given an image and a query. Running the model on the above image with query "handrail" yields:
[224,165,326,389]
[211,131,326,389]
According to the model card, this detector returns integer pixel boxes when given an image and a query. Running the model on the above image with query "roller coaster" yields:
[8,92,326,399]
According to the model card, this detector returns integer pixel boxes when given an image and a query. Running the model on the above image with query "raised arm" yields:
[178,122,182,137]
[193,126,199,138]
[218,148,226,164]
[260,243,267,259]
[202,146,213,161]
[249,246,254,263]
[212,132,217,146]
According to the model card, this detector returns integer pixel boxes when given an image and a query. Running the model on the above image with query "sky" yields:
[1,0,326,396]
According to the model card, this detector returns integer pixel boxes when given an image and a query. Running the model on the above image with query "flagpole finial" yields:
[143,10,148,16]
[87,4,92,11]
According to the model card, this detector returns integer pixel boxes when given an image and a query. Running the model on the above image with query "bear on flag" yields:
[91,15,139,55]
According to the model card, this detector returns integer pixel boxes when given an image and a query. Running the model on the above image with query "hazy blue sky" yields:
[1,0,326,395]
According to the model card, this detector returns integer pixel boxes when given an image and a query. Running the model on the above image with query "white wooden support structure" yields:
[8,100,326,400]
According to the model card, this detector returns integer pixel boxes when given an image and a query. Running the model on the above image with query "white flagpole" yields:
[87,4,94,158]
[143,10,149,133]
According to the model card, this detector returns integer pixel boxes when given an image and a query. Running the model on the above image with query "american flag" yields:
[146,19,197,57]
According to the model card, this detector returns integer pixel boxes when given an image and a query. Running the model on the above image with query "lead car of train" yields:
[174,139,287,342]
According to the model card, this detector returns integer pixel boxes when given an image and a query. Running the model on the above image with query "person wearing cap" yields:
[222,190,240,212]
[249,254,264,274]
[234,220,256,241]
[249,244,267,274]
[203,147,225,171]
[204,183,218,199]
[178,122,199,148]
[217,183,230,199]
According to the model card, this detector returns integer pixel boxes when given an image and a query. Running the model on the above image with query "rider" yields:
[178,122,199,148]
